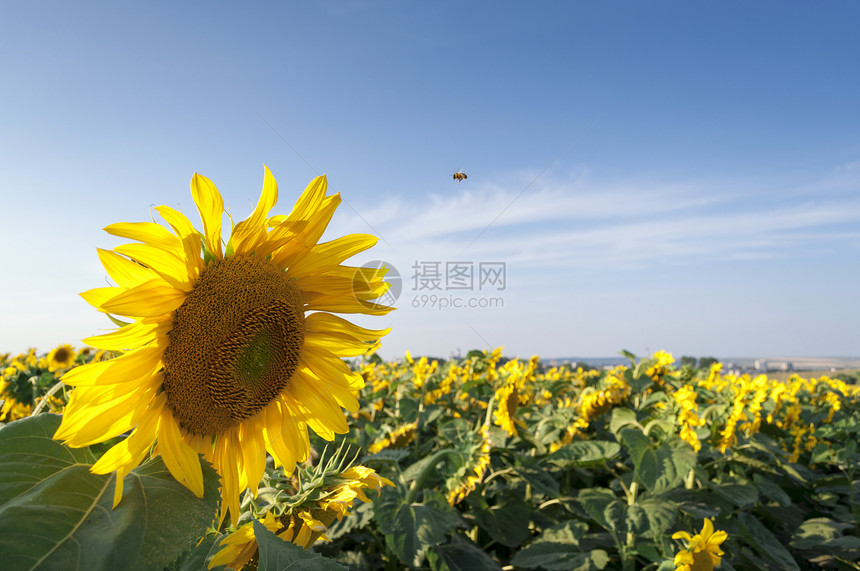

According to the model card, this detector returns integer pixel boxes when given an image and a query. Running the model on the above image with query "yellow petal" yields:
[99,280,186,318]
[82,319,168,351]
[104,221,181,251]
[290,175,327,221]
[291,367,351,434]
[92,393,167,506]
[262,401,297,472]
[230,165,279,256]
[158,410,204,498]
[305,312,391,342]
[56,380,158,446]
[60,345,162,387]
[190,173,224,258]
[303,333,378,358]
[304,294,394,315]
[293,269,389,297]
[238,417,266,496]
[114,243,192,290]
[301,346,364,391]
[287,234,379,276]
[216,430,242,527]
[155,205,205,279]
[97,249,160,288]
[270,194,341,268]
[80,286,125,310]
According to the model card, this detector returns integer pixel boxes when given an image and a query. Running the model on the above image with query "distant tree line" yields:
[680,356,718,370]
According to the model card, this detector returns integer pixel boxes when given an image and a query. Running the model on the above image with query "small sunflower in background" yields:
[672,518,728,571]
[46,344,77,372]
[53,167,393,525]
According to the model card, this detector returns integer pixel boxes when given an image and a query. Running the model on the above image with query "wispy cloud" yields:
[335,166,860,271]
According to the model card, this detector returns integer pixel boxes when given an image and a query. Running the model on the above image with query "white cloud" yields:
[334,168,860,272]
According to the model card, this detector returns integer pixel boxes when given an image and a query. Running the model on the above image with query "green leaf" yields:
[737,512,800,571]
[623,433,697,495]
[468,491,530,548]
[752,474,791,507]
[168,534,227,571]
[790,517,860,561]
[548,440,621,468]
[399,396,420,423]
[609,408,638,437]
[253,519,346,571]
[625,496,678,541]
[620,428,651,468]
[512,544,608,571]
[0,414,221,571]
[711,482,759,509]
[578,488,625,533]
[325,500,375,540]
[511,464,560,497]
[437,418,472,443]
[428,537,502,571]
[511,521,608,571]
[374,487,457,567]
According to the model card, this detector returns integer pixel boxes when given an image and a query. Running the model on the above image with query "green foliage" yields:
[374,487,458,567]
[0,414,220,571]
[253,519,346,571]
[4,346,860,570]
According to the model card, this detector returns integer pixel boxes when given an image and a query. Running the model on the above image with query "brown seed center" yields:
[161,255,305,435]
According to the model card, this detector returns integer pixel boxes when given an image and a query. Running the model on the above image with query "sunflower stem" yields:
[30,381,66,417]
[484,396,496,428]
[622,478,640,571]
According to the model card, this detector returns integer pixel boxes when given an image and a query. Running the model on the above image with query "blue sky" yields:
[1,1,858,360]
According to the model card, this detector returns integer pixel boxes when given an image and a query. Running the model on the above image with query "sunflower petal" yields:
[60,345,163,387]
[91,393,166,506]
[99,280,186,318]
[97,249,160,288]
[104,221,181,252]
[262,402,298,472]
[155,205,205,281]
[190,173,224,258]
[230,166,279,256]
[270,195,341,268]
[81,286,125,310]
[304,294,394,315]
[82,319,169,351]
[287,234,379,276]
[158,410,204,498]
[301,346,364,391]
[114,243,192,290]
[238,417,266,496]
[56,381,158,447]
[305,312,391,342]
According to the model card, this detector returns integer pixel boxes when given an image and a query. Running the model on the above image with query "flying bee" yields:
[452,170,467,183]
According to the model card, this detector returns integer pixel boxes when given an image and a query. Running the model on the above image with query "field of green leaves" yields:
[2,346,860,570]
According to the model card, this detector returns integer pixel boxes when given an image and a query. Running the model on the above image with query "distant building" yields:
[755,359,768,372]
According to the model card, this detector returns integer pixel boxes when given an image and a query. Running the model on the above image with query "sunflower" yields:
[368,421,418,453]
[446,423,491,505]
[672,518,728,571]
[46,344,77,372]
[493,382,520,437]
[53,167,393,525]
[210,465,392,569]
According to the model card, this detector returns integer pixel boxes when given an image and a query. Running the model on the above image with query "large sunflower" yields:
[54,167,393,525]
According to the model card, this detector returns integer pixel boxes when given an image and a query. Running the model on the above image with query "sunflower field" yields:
[2,345,860,571]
